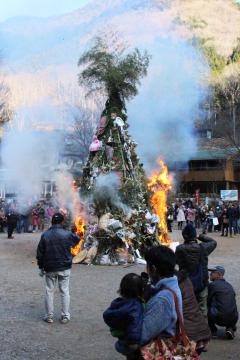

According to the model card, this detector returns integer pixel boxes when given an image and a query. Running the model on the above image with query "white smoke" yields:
[93,173,130,214]
[0,0,209,210]
[127,38,208,173]
[1,128,61,205]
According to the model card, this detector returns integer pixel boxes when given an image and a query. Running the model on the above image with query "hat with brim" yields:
[208,265,225,275]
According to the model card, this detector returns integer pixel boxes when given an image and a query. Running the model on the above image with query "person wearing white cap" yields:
[208,266,238,339]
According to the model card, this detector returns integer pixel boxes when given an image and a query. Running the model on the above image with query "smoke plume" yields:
[127,38,208,173]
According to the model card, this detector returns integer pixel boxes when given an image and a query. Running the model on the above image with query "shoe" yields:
[211,329,218,339]
[43,316,53,324]
[196,341,205,355]
[226,328,235,340]
[8,236,14,239]
[60,316,70,324]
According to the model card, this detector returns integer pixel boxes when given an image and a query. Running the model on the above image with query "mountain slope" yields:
[0,0,239,113]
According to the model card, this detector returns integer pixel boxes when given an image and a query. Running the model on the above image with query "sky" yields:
[0,0,91,22]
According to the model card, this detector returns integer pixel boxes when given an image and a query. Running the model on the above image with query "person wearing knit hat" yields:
[176,224,217,317]
[182,223,197,242]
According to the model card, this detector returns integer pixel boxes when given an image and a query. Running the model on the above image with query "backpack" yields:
[189,245,205,294]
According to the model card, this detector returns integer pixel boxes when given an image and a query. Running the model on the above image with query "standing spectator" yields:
[37,203,45,232]
[237,203,240,234]
[16,212,24,234]
[177,204,185,230]
[47,205,55,227]
[227,203,238,237]
[176,224,217,317]
[200,207,209,235]
[32,208,38,232]
[27,208,34,233]
[208,266,238,339]
[0,207,6,232]
[36,213,79,324]
[208,208,214,233]
[6,206,18,239]
[186,205,196,225]
[220,208,229,236]
[166,205,173,232]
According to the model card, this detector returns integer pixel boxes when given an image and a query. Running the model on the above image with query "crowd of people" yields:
[0,200,57,238]
[35,210,238,360]
[102,224,238,359]
[167,199,240,237]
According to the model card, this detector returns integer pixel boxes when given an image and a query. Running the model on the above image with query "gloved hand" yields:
[39,269,46,277]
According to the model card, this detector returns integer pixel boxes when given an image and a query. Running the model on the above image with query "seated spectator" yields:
[208,266,238,339]
[141,246,183,346]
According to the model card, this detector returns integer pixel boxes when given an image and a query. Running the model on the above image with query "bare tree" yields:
[210,67,240,152]
[67,107,96,164]
[0,80,12,125]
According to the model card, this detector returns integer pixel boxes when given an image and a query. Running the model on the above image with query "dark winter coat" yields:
[227,207,238,220]
[103,297,143,344]
[208,279,238,325]
[6,212,18,225]
[36,224,79,272]
[176,234,217,289]
[177,271,211,342]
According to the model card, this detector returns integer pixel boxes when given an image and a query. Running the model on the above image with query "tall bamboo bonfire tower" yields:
[73,38,163,264]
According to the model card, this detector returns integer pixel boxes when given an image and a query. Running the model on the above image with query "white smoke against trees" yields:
[127,38,208,173]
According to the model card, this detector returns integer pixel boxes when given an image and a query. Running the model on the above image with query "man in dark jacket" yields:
[6,207,18,239]
[227,203,239,237]
[208,265,238,339]
[36,212,79,324]
[176,223,217,317]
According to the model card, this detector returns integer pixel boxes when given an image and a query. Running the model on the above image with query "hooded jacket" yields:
[103,298,143,344]
[36,224,79,272]
[176,234,217,289]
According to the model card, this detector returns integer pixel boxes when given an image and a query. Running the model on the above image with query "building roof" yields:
[190,149,236,161]
[191,138,240,161]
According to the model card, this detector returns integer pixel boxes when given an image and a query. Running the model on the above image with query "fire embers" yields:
[147,160,172,245]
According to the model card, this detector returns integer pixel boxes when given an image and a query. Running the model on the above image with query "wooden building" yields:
[170,138,240,196]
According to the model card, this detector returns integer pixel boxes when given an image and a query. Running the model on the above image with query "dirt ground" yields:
[0,229,239,360]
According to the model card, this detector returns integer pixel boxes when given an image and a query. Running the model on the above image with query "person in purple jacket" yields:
[103,273,144,359]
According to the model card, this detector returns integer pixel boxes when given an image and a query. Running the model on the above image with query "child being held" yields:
[103,273,145,357]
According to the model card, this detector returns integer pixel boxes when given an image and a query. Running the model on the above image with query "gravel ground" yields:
[0,229,239,360]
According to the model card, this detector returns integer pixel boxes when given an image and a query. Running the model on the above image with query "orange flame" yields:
[71,215,85,256]
[70,180,86,256]
[147,160,172,245]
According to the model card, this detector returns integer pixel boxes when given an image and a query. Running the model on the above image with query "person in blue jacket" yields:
[103,273,144,358]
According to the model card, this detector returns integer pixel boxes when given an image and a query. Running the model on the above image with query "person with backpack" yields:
[176,223,217,317]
